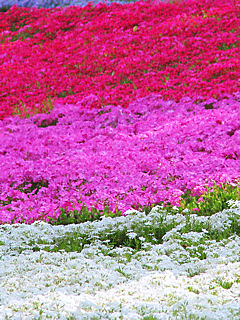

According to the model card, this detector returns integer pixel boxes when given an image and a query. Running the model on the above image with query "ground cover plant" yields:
[1,201,240,318]
[0,0,240,119]
[1,0,240,318]
[0,0,240,224]
[1,93,240,224]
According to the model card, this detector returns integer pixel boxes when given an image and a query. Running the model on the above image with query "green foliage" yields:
[204,102,214,109]
[217,279,233,289]
[161,73,170,85]
[43,231,90,253]
[0,5,11,12]
[143,316,158,320]
[57,88,76,98]
[44,180,240,230]
[37,118,58,128]
[187,287,200,294]
[120,77,132,85]
[17,179,49,194]
[217,42,240,51]
[37,209,179,253]
[178,181,240,216]
[49,204,122,225]
[12,96,54,118]
[10,31,34,42]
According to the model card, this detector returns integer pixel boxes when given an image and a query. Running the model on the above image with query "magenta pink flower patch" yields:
[0,93,240,224]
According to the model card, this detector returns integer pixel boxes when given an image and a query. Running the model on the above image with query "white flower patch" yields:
[1,203,240,319]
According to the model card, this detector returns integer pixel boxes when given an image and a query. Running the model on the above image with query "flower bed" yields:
[0,0,239,119]
[1,202,240,319]
[0,0,240,224]
[1,0,240,318]
[1,93,240,224]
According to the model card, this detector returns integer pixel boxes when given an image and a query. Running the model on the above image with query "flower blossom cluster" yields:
[0,92,240,223]
[0,0,240,118]
[0,0,240,224]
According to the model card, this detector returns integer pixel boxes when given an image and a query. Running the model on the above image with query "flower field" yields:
[0,0,240,223]
[0,0,240,318]
[1,0,240,119]
[1,202,240,319]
